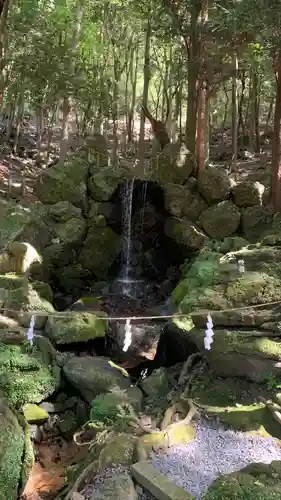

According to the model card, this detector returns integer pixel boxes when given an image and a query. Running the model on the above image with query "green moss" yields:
[186,373,281,438]
[0,344,59,407]
[20,424,35,493]
[98,433,137,469]
[45,312,107,344]
[22,403,49,424]
[0,274,28,290]
[90,389,140,427]
[226,272,281,306]
[0,399,25,500]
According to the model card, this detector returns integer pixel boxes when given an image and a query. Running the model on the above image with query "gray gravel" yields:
[82,420,281,500]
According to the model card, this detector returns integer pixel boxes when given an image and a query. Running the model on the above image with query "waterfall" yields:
[123,318,132,352]
[120,178,135,290]
[140,180,148,229]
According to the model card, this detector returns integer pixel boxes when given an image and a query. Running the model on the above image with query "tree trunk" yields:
[0,0,9,108]
[270,51,281,212]
[59,2,84,163]
[138,18,151,159]
[231,52,238,171]
[196,80,207,175]
[237,70,246,136]
[112,55,119,165]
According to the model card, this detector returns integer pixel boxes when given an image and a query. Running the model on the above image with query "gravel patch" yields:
[81,421,281,500]
[148,421,281,499]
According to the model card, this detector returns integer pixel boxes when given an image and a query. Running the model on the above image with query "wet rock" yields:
[45,311,107,344]
[200,200,241,239]
[164,217,208,250]
[0,398,25,500]
[34,157,88,209]
[141,368,169,399]
[232,180,265,207]
[62,356,131,403]
[198,167,233,204]
[49,201,82,222]
[93,474,138,500]
[241,205,273,241]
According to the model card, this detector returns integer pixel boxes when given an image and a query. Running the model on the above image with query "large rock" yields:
[0,398,25,500]
[198,167,232,204]
[94,474,137,500]
[49,201,82,222]
[45,311,107,344]
[165,217,208,250]
[0,199,32,250]
[78,216,121,279]
[152,143,195,184]
[87,133,109,169]
[34,157,88,209]
[0,241,42,275]
[52,217,87,245]
[62,356,131,403]
[241,205,272,241]
[163,183,208,221]
[200,200,241,238]
[4,280,54,328]
[187,327,281,382]
[88,167,121,202]
[0,344,59,406]
[231,180,265,207]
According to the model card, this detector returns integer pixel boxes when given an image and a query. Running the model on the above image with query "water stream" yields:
[118,178,135,295]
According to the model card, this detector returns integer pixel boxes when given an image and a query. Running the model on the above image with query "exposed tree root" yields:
[178,353,202,386]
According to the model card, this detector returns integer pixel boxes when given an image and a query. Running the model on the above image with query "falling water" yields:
[140,180,148,228]
[122,178,134,277]
[123,318,132,352]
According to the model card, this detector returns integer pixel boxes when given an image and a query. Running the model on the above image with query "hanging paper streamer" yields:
[204,314,214,350]
[27,315,35,346]
[123,318,132,352]
[238,259,245,273]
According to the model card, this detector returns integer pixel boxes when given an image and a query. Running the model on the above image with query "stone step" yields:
[131,461,194,500]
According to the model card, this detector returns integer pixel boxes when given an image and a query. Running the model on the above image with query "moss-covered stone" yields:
[78,219,121,279]
[0,344,59,407]
[0,398,25,500]
[200,200,241,239]
[4,281,54,328]
[0,200,32,250]
[98,433,137,468]
[198,167,232,204]
[203,461,281,499]
[22,403,49,424]
[45,311,107,344]
[140,368,169,399]
[88,167,121,202]
[185,373,281,437]
[90,387,143,425]
[34,157,88,209]
[49,201,82,222]
[62,356,131,403]
[94,474,138,500]
[53,217,86,245]
[57,410,78,440]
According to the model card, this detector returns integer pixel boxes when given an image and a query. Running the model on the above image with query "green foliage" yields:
[90,392,137,427]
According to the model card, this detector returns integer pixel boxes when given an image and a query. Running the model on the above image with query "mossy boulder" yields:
[53,216,86,245]
[94,474,138,500]
[204,461,281,499]
[4,281,54,328]
[163,183,208,221]
[78,218,121,279]
[241,205,272,242]
[90,387,143,424]
[45,311,107,344]
[0,398,25,500]
[34,157,88,209]
[0,241,42,275]
[57,409,78,440]
[49,201,82,222]
[0,344,59,407]
[98,433,137,469]
[140,368,169,399]
[88,167,121,201]
[187,327,281,382]
[231,180,265,207]
[199,200,241,239]
[0,200,32,250]
[186,373,281,437]
[152,143,195,184]
[164,217,208,250]
[62,356,131,403]
[218,236,249,254]
[198,167,232,204]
